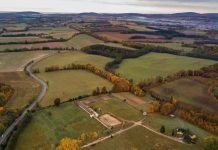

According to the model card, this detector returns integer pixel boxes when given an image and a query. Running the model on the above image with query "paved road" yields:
[0,53,53,145]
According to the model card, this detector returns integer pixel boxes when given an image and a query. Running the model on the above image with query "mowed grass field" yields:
[141,42,193,52]
[87,126,198,150]
[37,70,113,107]
[152,78,218,112]
[0,72,40,109]
[90,96,143,121]
[64,34,103,49]
[33,51,113,71]
[116,52,217,82]
[0,51,51,72]
[143,113,214,147]
[15,103,106,150]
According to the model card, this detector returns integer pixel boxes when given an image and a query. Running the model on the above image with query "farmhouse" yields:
[175,128,197,143]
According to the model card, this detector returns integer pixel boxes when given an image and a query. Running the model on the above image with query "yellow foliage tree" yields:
[56,138,82,150]
[170,96,177,105]
[148,101,160,113]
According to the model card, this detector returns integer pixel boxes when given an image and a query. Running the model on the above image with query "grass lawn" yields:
[14,103,106,150]
[64,34,103,49]
[116,52,217,82]
[37,70,113,107]
[143,113,214,147]
[87,126,198,150]
[0,72,40,109]
[151,78,218,112]
[141,42,193,52]
[90,96,143,121]
[33,51,113,71]
[0,51,51,72]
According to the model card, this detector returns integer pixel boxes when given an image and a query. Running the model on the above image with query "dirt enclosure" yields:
[99,114,122,127]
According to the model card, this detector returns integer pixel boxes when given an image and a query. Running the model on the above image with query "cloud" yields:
[0,0,217,13]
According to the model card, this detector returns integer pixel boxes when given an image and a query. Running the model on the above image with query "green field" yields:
[103,42,136,51]
[87,126,198,150]
[64,34,103,49]
[143,113,214,146]
[14,103,106,150]
[141,42,193,52]
[90,96,143,121]
[0,36,50,43]
[33,51,113,71]
[0,72,40,109]
[116,52,217,82]
[0,23,27,31]
[152,79,218,112]
[37,70,113,107]
[0,51,51,72]
[125,24,156,32]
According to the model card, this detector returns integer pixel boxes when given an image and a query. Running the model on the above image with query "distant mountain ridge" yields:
[0,11,218,18]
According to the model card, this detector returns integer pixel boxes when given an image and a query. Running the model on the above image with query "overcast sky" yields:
[0,0,218,14]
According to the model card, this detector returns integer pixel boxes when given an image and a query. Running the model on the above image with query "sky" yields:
[0,0,218,14]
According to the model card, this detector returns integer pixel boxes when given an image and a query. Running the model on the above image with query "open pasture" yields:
[116,52,217,82]
[143,113,214,142]
[0,36,50,44]
[95,32,163,42]
[33,51,113,71]
[37,70,113,107]
[0,72,40,109]
[152,78,218,112]
[64,34,103,49]
[0,23,27,31]
[141,42,193,52]
[89,95,143,121]
[14,103,106,150]
[87,126,198,150]
[124,24,156,32]
[112,92,152,112]
[0,51,51,72]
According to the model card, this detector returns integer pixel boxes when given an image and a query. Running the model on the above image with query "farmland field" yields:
[64,34,103,49]
[141,42,193,52]
[0,36,50,43]
[0,51,51,72]
[124,24,156,32]
[37,70,113,107]
[0,72,40,109]
[33,51,113,71]
[95,32,163,42]
[14,103,106,150]
[116,52,217,82]
[151,78,218,112]
[90,95,143,121]
[143,113,214,145]
[0,23,27,31]
[87,126,198,150]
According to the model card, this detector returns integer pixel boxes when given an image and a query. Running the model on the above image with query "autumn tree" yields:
[56,138,81,150]
[170,96,177,105]
[160,102,174,115]
[148,101,160,113]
